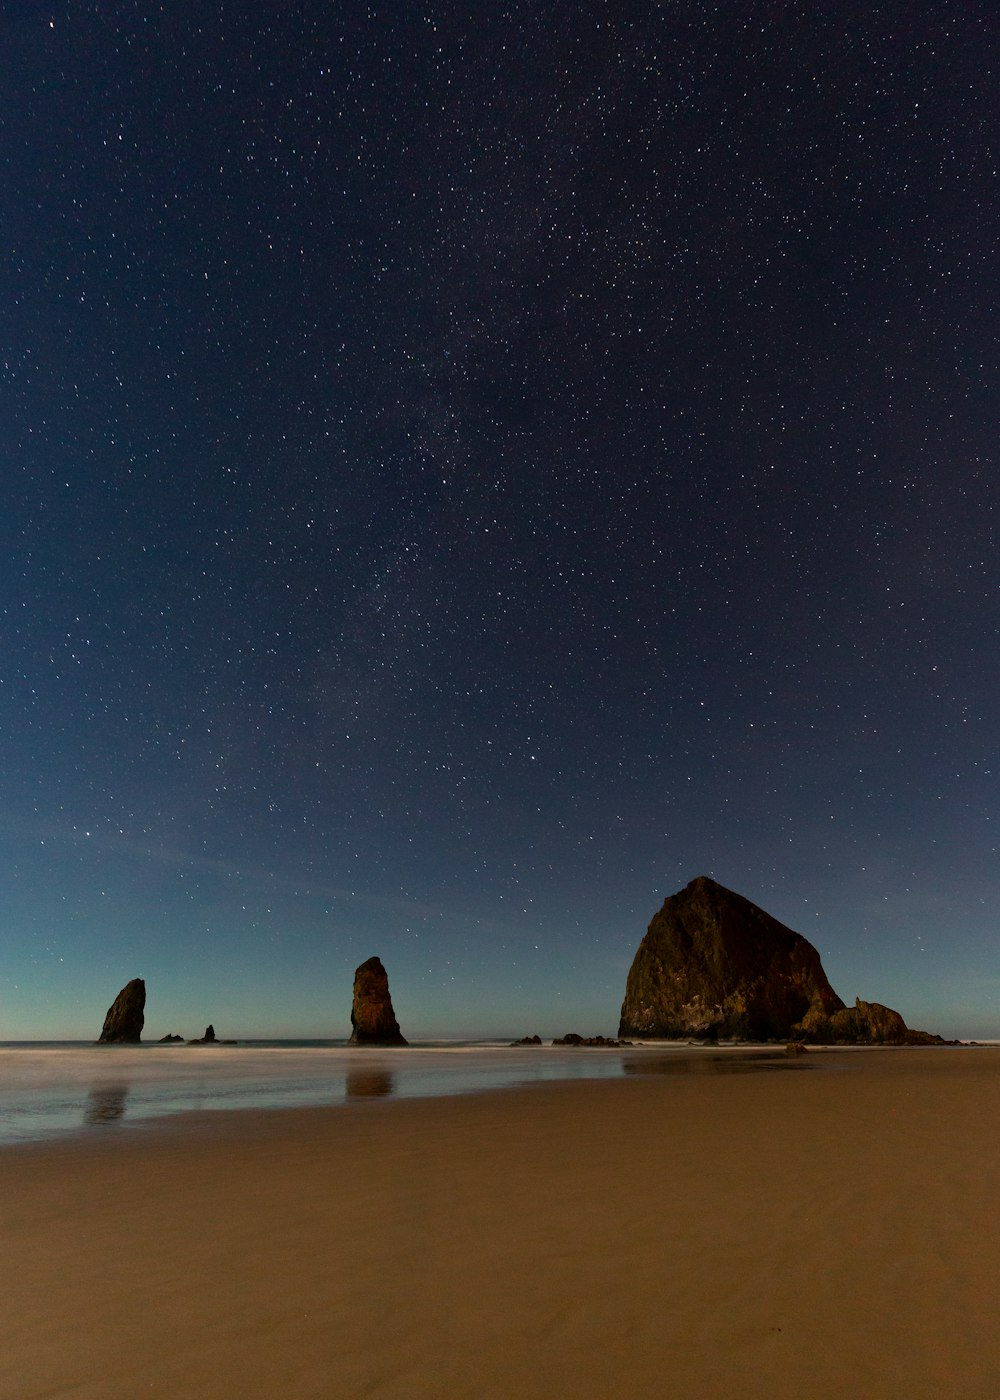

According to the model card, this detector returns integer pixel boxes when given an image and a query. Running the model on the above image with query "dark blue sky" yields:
[2,1,997,1039]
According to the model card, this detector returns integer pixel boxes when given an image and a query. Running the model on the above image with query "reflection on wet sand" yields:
[345,1068,395,1099]
[624,1052,811,1076]
[84,1084,130,1124]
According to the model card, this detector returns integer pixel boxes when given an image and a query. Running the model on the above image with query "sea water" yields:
[0,1041,809,1146]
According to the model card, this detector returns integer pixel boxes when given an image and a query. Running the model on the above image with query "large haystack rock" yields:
[619,877,948,1044]
[619,877,844,1041]
[348,956,407,1046]
[98,978,146,1044]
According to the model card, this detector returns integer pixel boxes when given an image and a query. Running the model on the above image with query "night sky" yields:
[3,1,997,1040]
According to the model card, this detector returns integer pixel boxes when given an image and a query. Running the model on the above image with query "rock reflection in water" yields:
[624,1052,810,1077]
[345,1068,395,1099]
[84,1084,130,1124]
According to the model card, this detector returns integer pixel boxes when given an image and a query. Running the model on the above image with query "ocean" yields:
[0,1040,810,1145]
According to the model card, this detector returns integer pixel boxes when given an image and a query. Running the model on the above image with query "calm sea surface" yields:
[0,1041,810,1145]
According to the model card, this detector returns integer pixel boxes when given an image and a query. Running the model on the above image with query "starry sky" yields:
[2,1,997,1041]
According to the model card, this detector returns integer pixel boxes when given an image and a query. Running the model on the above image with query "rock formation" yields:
[97,978,146,1044]
[619,877,843,1041]
[187,1025,236,1044]
[552,1033,633,1046]
[619,876,947,1044]
[158,1033,184,1043]
[348,956,407,1046]
[510,1034,542,1046]
[796,997,947,1046]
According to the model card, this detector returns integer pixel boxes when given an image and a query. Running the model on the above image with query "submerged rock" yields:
[619,876,948,1044]
[98,978,146,1044]
[348,956,407,1046]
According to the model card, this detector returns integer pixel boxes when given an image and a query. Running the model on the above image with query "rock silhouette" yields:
[348,956,407,1046]
[552,1033,633,1046]
[97,978,145,1044]
[187,1025,236,1044]
[619,876,947,1044]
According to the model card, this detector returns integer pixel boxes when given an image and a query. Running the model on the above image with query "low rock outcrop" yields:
[187,1025,236,1045]
[619,877,948,1044]
[98,978,146,1044]
[510,1035,542,1046]
[158,1033,184,1043]
[348,957,407,1046]
[797,997,949,1045]
[552,1033,633,1047]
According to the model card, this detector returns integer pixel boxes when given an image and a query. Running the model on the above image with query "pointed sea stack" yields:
[348,956,407,1046]
[98,978,146,1044]
[618,877,845,1041]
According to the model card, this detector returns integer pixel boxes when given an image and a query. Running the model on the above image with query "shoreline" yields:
[0,1039,818,1154]
[2,1038,987,1151]
[3,1049,1000,1398]
[0,1038,804,1149]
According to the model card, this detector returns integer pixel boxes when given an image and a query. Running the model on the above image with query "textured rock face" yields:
[98,978,146,1044]
[798,997,948,1045]
[619,877,946,1044]
[349,957,407,1046]
[619,877,845,1041]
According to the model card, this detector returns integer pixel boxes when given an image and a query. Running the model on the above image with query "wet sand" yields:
[2,1047,998,1399]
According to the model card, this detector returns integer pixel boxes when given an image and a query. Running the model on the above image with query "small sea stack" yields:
[97,978,146,1044]
[348,956,407,1046]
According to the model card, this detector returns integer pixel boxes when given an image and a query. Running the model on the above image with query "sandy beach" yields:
[2,1047,999,1400]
